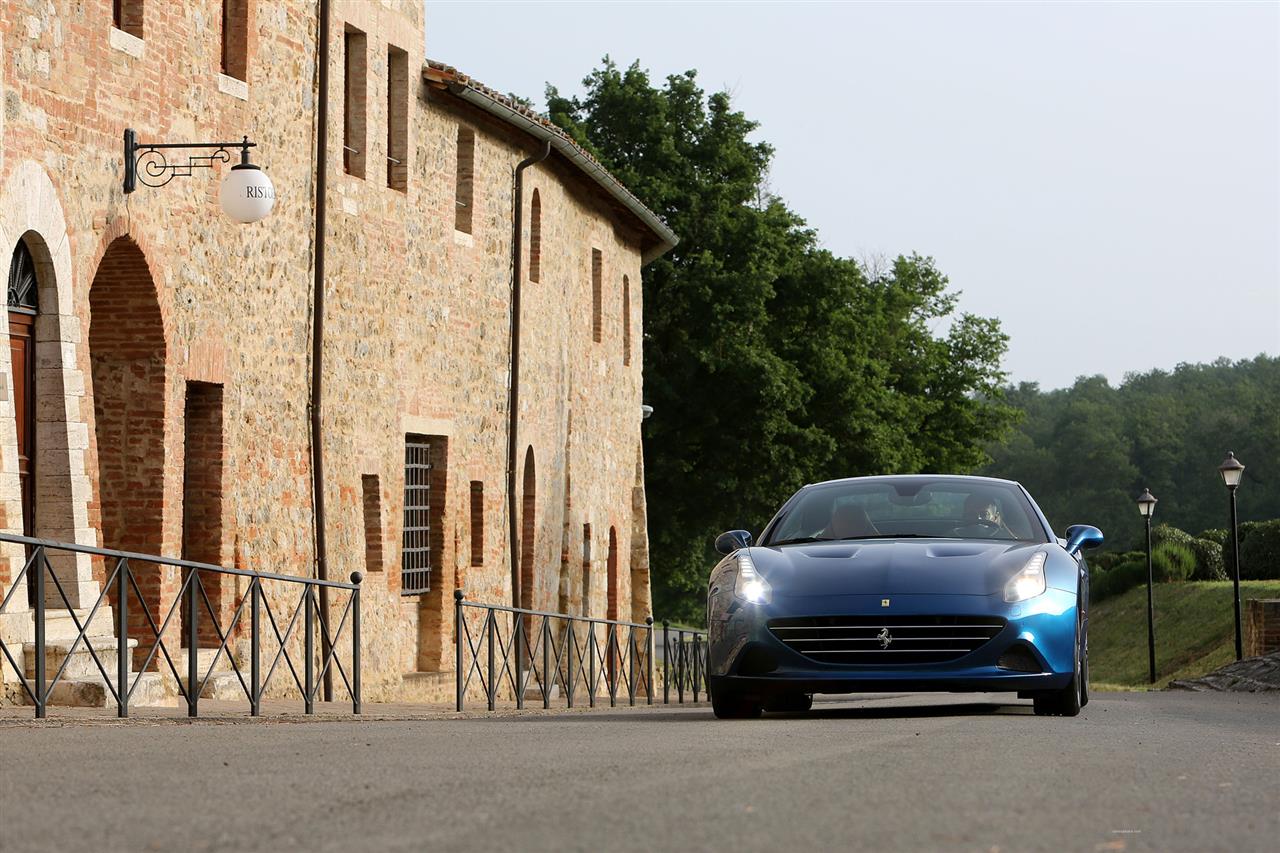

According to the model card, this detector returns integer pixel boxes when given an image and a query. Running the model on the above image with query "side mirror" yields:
[1063,524,1104,556]
[714,529,753,555]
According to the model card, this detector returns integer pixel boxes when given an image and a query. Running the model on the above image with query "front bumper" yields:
[707,589,1078,696]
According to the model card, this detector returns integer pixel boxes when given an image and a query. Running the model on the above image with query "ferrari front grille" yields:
[767,615,1006,665]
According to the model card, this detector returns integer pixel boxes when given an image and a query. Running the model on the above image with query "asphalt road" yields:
[2,691,1277,852]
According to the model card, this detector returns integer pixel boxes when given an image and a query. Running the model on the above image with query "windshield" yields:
[764,477,1047,545]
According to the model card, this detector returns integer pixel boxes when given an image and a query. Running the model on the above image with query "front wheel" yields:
[1033,608,1084,717]
[711,683,762,719]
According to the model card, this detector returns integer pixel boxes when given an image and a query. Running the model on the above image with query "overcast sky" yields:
[425,1,1279,390]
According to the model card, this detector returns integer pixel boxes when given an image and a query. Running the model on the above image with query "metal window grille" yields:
[401,438,432,595]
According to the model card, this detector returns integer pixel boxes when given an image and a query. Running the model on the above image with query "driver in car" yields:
[954,494,1015,539]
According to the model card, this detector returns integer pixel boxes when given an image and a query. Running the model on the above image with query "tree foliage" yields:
[982,356,1280,553]
[547,59,1017,622]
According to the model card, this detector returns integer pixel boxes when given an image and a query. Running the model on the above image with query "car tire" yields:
[711,685,763,719]
[1033,605,1084,717]
[763,692,813,714]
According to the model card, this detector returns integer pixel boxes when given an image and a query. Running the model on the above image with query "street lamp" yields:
[1218,452,1245,660]
[1136,488,1158,684]
[122,128,276,223]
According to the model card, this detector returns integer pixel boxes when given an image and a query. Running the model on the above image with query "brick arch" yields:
[0,161,99,609]
[89,235,171,655]
[519,446,536,610]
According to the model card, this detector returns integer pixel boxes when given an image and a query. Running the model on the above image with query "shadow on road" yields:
[469,699,1032,723]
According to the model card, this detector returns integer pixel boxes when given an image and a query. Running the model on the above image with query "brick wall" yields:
[1245,599,1280,657]
[0,0,656,702]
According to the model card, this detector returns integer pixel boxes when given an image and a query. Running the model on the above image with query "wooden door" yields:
[9,309,35,605]
[9,310,35,536]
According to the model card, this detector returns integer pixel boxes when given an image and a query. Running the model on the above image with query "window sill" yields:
[108,27,144,58]
[453,230,474,247]
[217,73,248,101]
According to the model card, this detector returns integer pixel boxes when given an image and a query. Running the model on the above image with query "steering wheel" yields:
[955,518,1002,535]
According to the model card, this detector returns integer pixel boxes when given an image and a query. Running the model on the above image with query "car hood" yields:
[752,539,1045,597]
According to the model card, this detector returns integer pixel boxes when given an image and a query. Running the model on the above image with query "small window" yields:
[361,475,383,572]
[113,0,143,38]
[386,45,409,191]
[591,249,603,343]
[529,190,541,282]
[469,481,484,567]
[622,275,632,366]
[220,1,248,81]
[401,435,446,595]
[455,127,476,233]
[343,26,367,178]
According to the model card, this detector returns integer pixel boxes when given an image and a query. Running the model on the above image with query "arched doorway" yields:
[89,236,169,652]
[8,241,38,604]
[519,446,536,610]
[8,233,82,607]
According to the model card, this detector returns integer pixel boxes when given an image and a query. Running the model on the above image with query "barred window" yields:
[401,436,433,595]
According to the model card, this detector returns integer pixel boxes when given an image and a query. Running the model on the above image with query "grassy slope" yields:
[1089,580,1280,689]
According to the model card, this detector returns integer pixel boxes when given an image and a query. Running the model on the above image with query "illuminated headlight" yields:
[1004,551,1047,603]
[733,552,772,604]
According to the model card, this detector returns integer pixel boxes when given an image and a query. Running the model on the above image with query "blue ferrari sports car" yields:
[706,475,1103,718]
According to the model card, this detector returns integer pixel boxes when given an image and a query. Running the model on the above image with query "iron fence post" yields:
[693,633,702,703]
[515,612,525,710]
[250,578,261,716]
[566,620,575,709]
[116,558,129,718]
[542,616,551,709]
[304,585,315,715]
[646,617,654,706]
[454,591,464,712]
[486,609,496,711]
[187,570,199,718]
[351,572,363,714]
[677,630,685,704]
[627,626,637,706]
[662,621,669,705]
[608,624,617,707]
[587,623,596,708]
[33,547,45,719]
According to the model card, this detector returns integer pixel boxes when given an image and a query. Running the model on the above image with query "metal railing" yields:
[659,623,708,704]
[454,592,654,711]
[0,533,362,719]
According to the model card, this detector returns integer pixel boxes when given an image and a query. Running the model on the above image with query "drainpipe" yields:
[312,0,333,702]
[507,139,552,609]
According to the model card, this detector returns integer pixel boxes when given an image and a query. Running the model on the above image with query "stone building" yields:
[0,0,674,705]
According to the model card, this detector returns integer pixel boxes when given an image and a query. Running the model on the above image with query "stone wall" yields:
[0,0,659,703]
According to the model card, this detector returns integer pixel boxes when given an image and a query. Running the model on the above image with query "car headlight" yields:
[733,551,772,604]
[1004,551,1047,602]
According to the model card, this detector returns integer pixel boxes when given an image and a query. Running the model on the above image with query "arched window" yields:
[529,189,541,282]
[622,275,631,366]
[591,249,602,343]
[520,446,536,609]
[7,240,38,310]
[606,526,619,621]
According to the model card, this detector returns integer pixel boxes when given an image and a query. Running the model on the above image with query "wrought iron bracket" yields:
[123,127,257,193]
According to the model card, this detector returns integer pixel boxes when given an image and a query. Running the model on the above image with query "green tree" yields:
[982,356,1280,550]
[548,59,1017,622]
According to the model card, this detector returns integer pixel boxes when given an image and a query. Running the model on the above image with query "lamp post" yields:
[1218,452,1245,660]
[1136,488,1158,684]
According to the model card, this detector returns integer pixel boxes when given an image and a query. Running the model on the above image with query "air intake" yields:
[997,643,1043,673]
[768,615,1005,665]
